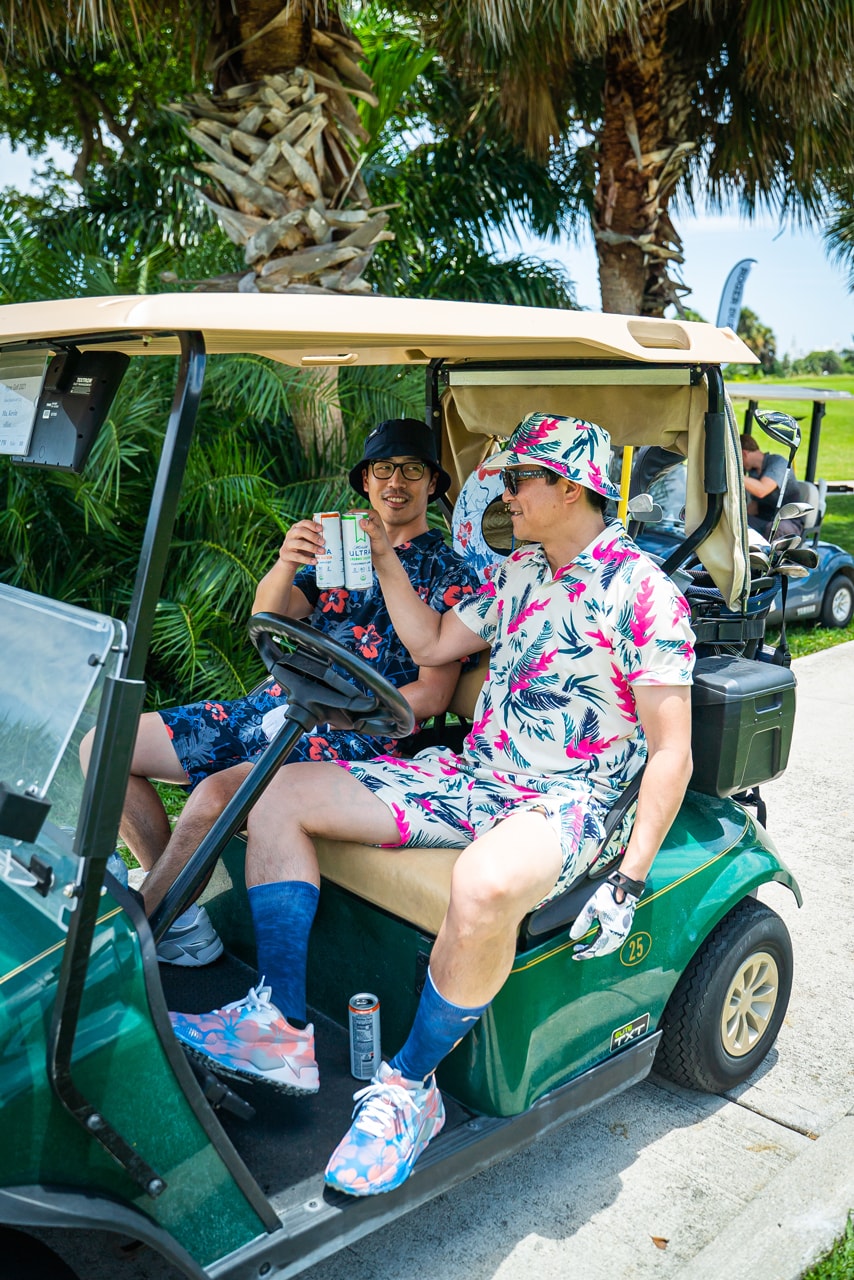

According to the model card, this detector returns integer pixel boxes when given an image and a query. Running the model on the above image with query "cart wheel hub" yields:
[720,950,780,1057]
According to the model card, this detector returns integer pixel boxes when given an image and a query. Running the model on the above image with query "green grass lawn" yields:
[729,374,854,480]
[802,1216,854,1280]
[784,494,854,658]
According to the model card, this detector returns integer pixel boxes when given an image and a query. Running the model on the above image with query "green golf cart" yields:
[0,296,801,1279]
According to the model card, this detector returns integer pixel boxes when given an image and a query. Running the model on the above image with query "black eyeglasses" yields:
[501,467,552,495]
[369,459,428,481]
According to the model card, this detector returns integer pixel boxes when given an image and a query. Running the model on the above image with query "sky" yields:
[3,137,852,358]
[507,213,853,359]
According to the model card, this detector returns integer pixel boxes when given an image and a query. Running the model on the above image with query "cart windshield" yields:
[0,584,125,927]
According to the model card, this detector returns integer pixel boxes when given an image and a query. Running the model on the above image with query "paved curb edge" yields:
[676,1112,854,1280]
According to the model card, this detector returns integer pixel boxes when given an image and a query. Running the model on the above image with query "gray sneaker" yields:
[156,905,224,967]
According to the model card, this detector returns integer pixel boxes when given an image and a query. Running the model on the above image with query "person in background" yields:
[740,433,804,539]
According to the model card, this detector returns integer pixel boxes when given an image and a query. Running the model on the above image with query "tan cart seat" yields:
[315,656,489,935]
[315,839,461,936]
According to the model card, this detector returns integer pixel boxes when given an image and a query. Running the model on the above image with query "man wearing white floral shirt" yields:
[170,413,696,1200]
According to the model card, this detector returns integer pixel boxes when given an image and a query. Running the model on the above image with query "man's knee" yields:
[448,855,524,933]
[79,726,95,775]
[190,767,246,822]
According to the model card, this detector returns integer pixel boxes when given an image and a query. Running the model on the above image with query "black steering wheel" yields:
[247,612,415,739]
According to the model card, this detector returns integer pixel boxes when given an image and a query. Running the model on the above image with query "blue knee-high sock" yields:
[248,881,319,1025]
[390,968,488,1083]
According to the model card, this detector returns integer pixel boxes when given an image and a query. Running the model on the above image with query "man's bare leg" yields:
[142,763,252,913]
[245,774,562,1002]
[429,809,563,1007]
[245,762,401,886]
[80,713,190,872]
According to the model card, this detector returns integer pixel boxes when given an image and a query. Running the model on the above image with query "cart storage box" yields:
[690,655,796,797]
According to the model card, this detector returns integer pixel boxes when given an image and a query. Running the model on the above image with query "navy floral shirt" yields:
[295,529,478,691]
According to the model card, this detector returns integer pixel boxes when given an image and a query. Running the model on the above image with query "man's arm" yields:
[363,511,489,665]
[252,519,322,617]
[398,662,465,722]
[743,472,778,501]
[619,683,693,883]
[569,683,692,959]
[744,452,785,504]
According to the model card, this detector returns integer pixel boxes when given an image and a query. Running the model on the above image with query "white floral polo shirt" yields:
[453,523,696,792]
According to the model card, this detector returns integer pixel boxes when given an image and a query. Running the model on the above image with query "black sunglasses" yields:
[501,467,553,495]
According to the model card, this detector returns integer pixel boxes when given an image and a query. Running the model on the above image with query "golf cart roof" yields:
[0,293,752,605]
[0,293,756,366]
[726,383,853,404]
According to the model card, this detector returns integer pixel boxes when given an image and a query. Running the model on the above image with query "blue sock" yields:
[248,881,319,1025]
[390,968,488,1083]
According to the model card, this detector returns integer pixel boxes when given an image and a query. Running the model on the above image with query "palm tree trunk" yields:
[171,2,388,458]
[594,2,693,317]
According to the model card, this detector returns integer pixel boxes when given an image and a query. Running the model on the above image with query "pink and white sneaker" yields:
[324,1061,445,1195]
[170,982,319,1095]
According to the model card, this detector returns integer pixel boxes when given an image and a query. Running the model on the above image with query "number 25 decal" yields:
[620,931,652,966]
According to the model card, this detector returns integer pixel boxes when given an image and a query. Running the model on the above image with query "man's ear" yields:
[564,480,584,506]
[427,468,438,496]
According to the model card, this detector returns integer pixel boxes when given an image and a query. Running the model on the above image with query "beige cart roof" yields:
[0,293,756,366]
[0,293,754,604]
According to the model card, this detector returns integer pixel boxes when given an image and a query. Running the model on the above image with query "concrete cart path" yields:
[307,641,854,1280]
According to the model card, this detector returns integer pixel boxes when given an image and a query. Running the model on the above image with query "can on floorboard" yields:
[349,992,381,1080]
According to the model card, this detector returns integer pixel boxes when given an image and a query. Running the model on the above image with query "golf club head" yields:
[749,550,771,573]
[768,501,813,541]
[751,410,802,459]
[782,547,819,569]
[770,534,803,559]
[626,493,664,522]
[775,562,810,579]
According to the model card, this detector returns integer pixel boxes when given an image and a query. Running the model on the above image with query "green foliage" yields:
[0,13,201,185]
[801,1215,854,1280]
[825,201,854,291]
[355,9,579,307]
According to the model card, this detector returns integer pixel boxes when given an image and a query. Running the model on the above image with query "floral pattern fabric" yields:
[159,530,478,789]
[339,523,695,900]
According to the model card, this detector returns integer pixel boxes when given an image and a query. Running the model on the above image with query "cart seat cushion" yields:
[315,838,461,936]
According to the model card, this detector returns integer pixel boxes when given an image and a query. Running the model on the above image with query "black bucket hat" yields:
[348,418,452,501]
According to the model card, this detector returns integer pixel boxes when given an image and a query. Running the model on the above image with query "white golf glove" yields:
[569,870,646,960]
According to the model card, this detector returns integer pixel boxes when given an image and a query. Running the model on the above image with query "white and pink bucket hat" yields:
[484,412,620,500]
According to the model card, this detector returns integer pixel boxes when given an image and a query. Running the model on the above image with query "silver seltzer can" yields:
[341,510,373,590]
[348,992,381,1079]
[313,511,345,588]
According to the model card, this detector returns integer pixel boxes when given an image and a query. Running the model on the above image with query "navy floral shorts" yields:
[158,679,399,790]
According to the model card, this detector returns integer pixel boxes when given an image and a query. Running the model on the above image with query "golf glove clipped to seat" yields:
[569,870,646,960]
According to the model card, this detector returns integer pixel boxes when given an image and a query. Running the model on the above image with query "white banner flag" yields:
[716,258,756,330]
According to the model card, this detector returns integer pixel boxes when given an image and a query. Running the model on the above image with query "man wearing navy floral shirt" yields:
[86,419,477,955]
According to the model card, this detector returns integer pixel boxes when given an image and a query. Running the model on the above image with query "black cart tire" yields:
[654,898,793,1093]
[0,1229,81,1280]
[820,574,854,628]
